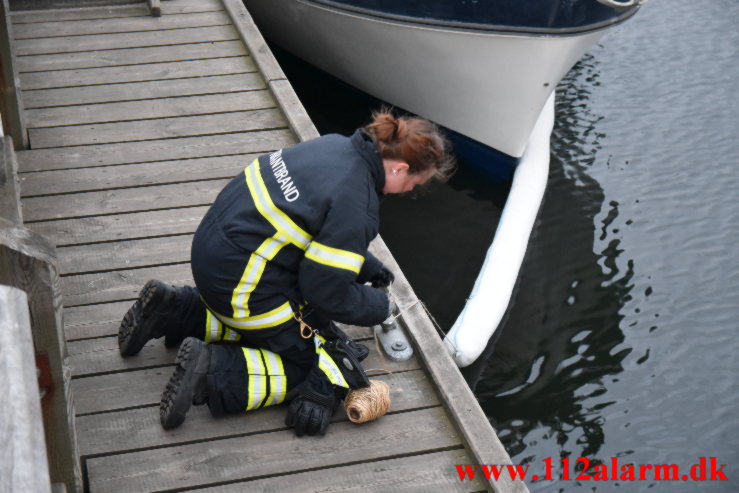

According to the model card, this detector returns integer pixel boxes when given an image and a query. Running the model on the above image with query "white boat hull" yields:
[243,0,604,157]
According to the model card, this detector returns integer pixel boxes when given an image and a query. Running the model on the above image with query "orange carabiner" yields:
[294,312,314,339]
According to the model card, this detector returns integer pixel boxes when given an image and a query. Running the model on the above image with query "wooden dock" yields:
[1,1,526,491]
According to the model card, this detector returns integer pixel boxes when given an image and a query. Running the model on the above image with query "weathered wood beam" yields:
[147,0,160,17]
[0,136,22,223]
[0,286,52,493]
[0,219,82,493]
[0,0,28,149]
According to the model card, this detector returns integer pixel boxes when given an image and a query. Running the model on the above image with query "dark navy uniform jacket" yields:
[191,130,390,336]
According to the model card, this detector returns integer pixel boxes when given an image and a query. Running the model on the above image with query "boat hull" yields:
[243,0,605,158]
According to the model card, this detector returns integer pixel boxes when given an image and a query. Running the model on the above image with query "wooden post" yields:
[0,0,28,149]
[1,135,22,223]
[0,220,82,493]
[148,0,161,17]
[0,286,53,493]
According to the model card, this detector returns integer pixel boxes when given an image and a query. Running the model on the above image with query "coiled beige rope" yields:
[344,380,391,423]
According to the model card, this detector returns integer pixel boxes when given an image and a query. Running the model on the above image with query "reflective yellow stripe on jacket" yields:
[244,160,312,249]
[228,159,366,325]
[214,301,295,330]
[231,232,288,319]
[305,241,364,274]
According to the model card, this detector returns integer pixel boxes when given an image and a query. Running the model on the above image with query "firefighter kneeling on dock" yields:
[118,110,454,436]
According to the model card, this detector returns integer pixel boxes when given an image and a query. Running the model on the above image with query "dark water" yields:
[270,0,739,490]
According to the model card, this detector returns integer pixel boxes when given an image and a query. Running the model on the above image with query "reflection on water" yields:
[477,2,739,491]
[269,1,739,489]
[474,52,631,463]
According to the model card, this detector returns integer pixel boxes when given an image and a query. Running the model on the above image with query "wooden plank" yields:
[0,287,53,493]
[21,154,255,197]
[70,334,419,378]
[222,0,284,83]
[23,72,265,109]
[191,449,485,493]
[62,262,194,306]
[62,300,373,342]
[12,3,150,23]
[23,179,228,222]
[64,300,135,340]
[11,0,224,23]
[59,234,194,275]
[72,365,174,414]
[30,107,285,148]
[25,89,271,128]
[76,369,438,457]
[86,407,459,493]
[14,24,239,57]
[13,11,232,40]
[21,56,253,91]
[16,129,296,172]
[16,40,246,72]
[29,207,210,247]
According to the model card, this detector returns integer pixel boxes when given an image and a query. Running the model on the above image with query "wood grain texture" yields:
[64,300,138,340]
[38,180,228,225]
[29,108,285,148]
[59,234,194,275]
[21,154,256,197]
[76,369,437,457]
[11,0,224,24]
[14,24,238,57]
[192,449,486,493]
[21,57,254,91]
[17,40,246,72]
[0,221,82,492]
[1,0,28,149]
[29,206,210,246]
[69,334,419,378]
[86,407,459,493]
[0,287,53,493]
[23,179,228,222]
[1,137,23,224]
[14,11,232,40]
[23,72,265,109]
[62,262,194,307]
[25,88,271,129]
[17,129,295,172]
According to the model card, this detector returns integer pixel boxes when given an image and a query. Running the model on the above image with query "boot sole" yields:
[160,337,205,430]
[118,280,173,356]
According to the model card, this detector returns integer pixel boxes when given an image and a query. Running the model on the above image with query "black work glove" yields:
[285,370,341,437]
[320,322,369,362]
[368,266,394,289]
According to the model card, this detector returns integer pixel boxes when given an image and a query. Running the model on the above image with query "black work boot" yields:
[118,279,177,356]
[160,337,210,430]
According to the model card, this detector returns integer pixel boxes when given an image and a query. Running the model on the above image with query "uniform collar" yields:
[351,129,385,195]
